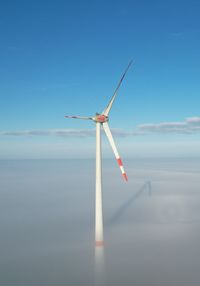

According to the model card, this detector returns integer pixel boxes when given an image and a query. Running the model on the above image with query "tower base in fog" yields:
[95,240,104,247]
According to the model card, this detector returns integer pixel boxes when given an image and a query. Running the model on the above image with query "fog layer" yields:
[0,158,200,286]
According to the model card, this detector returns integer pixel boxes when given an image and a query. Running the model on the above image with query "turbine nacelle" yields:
[93,113,109,123]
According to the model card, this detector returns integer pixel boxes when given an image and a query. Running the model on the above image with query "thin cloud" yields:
[136,117,200,135]
[0,128,130,138]
[186,117,200,124]
[0,129,95,137]
[1,117,200,138]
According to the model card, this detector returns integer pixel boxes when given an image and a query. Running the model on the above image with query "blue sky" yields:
[1,0,200,159]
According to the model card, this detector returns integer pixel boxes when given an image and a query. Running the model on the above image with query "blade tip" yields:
[123,173,128,181]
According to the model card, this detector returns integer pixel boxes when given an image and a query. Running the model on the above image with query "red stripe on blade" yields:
[117,158,123,166]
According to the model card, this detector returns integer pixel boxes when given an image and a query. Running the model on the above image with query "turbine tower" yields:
[65,61,132,247]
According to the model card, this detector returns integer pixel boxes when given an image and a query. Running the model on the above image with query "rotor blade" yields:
[64,115,93,120]
[102,122,128,181]
[102,60,133,116]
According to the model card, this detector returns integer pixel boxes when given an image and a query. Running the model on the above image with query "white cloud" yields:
[1,117,200,138]
[0,128,131,138]
[186,117,200,124]
[0,129,95,137]
[136,117,200,135]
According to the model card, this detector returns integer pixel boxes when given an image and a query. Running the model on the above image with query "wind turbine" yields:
[65,61,132,247]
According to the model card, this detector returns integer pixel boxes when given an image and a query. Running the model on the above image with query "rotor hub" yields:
[94,113,109,123]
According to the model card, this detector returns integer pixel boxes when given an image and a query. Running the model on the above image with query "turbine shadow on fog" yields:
[107,181,151,226]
